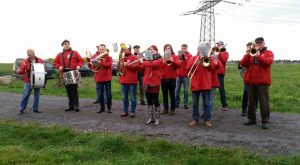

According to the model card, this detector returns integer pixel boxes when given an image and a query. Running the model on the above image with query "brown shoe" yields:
[120,113,128,117]
[189,120,198,127]
[169,110,175,115]
[161,109,168,114]
[201,121,212,128]
[130,112,135,118]
[221,107,228,111]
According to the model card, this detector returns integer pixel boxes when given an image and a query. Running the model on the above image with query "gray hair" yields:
[197,41,211,56]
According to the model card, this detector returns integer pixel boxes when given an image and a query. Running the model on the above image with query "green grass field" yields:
[0,119,299,164]
[1,63,299,113]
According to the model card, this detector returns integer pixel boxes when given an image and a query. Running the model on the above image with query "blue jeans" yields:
[19,83,40,112]
[121,84,137,113]
[192,90,212,122]
[96,86,107,103]
[96,81,112,110]
[175,77,189,106]
[218,74,228,108]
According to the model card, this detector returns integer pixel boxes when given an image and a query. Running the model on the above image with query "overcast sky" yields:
[0,0,299,63]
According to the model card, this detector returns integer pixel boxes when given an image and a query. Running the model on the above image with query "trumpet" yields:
[249,47,257,56]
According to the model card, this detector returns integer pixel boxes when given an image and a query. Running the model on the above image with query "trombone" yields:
[187,55,201,79]
[187,49,212,79]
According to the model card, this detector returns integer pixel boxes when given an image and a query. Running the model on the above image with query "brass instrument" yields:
[118,43,128,76]
[90,51,108,72]
[187,55,201,79]
[164,50,172,66]
[200,56,211,67]
[249,47,257,56]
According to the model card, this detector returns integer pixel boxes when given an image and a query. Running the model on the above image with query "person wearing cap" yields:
[214,40,229,111]
[187,42,215,128]
[119,44,140,117]
[87,44,112,113]
[240,37,274,129]
[54,39,84,112]
[18,49,44,115]
[133,45,147,105]
[175,44,192,109]
[238,42,258,116]
[140,45,164,126]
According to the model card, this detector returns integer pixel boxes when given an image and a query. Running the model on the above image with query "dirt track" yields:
[0,92,299,156]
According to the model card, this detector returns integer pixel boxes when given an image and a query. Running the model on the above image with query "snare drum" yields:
[30,63,46,88]
[63,70,82,85]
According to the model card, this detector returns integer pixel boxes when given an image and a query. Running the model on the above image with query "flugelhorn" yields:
[90,51,108,72]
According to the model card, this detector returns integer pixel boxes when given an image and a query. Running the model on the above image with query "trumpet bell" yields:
[250,48,257,56]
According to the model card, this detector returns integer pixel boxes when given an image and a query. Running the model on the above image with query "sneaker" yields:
[244,120,257,125]
[189,120,198,127]
[184,105,189,109]
[262,122,270,129]
[33,110,41,113]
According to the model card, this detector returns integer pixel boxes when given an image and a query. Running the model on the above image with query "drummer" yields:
[54,39,84,112]
[18,49,44,114]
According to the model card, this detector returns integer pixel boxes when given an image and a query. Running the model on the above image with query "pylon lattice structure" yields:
[182,0,223,45]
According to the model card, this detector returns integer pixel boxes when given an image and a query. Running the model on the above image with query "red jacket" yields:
[119,53,139,84]
[88,53,112,82]
[54,49,84,76]
[211,57,223,88]
[240,47,274,85]
[18,57,43,83]
[162,54,181,79]
[216,50,229,75]
[142,55,164,86]
[186,55,215,91]
[239,54,251,85]
[176,52,192,77]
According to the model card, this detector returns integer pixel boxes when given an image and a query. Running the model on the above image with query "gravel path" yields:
[1,92,299,156]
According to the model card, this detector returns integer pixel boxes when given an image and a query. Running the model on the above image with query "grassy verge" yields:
[0,119,299,164]
[0,63,299,113]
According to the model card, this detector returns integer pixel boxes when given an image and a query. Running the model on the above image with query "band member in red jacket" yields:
[119,45,140,117]
[175,44,192,109]
[87,44,112,113]
[214,40,229,111]
[187,42,215,128]
[140,45,164,126]
[18,49,44,114]
[161,44,180,115]
[54,40,83,112]
[240,37,274,129]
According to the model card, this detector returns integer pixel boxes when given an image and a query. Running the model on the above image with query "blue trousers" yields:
[121,84,137,113]
[192,90,212,122]
[175,76,189,106]
[19,83,40,112]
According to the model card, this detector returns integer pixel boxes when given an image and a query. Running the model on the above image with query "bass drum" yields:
[30,63,46,88]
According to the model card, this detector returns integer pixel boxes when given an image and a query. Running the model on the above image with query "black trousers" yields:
[248,84,270,123]
[145,92,160,107]
[65,84,79,108]
[161,78,176,110]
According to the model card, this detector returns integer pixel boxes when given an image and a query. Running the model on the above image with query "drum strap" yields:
[61,51,74,70]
